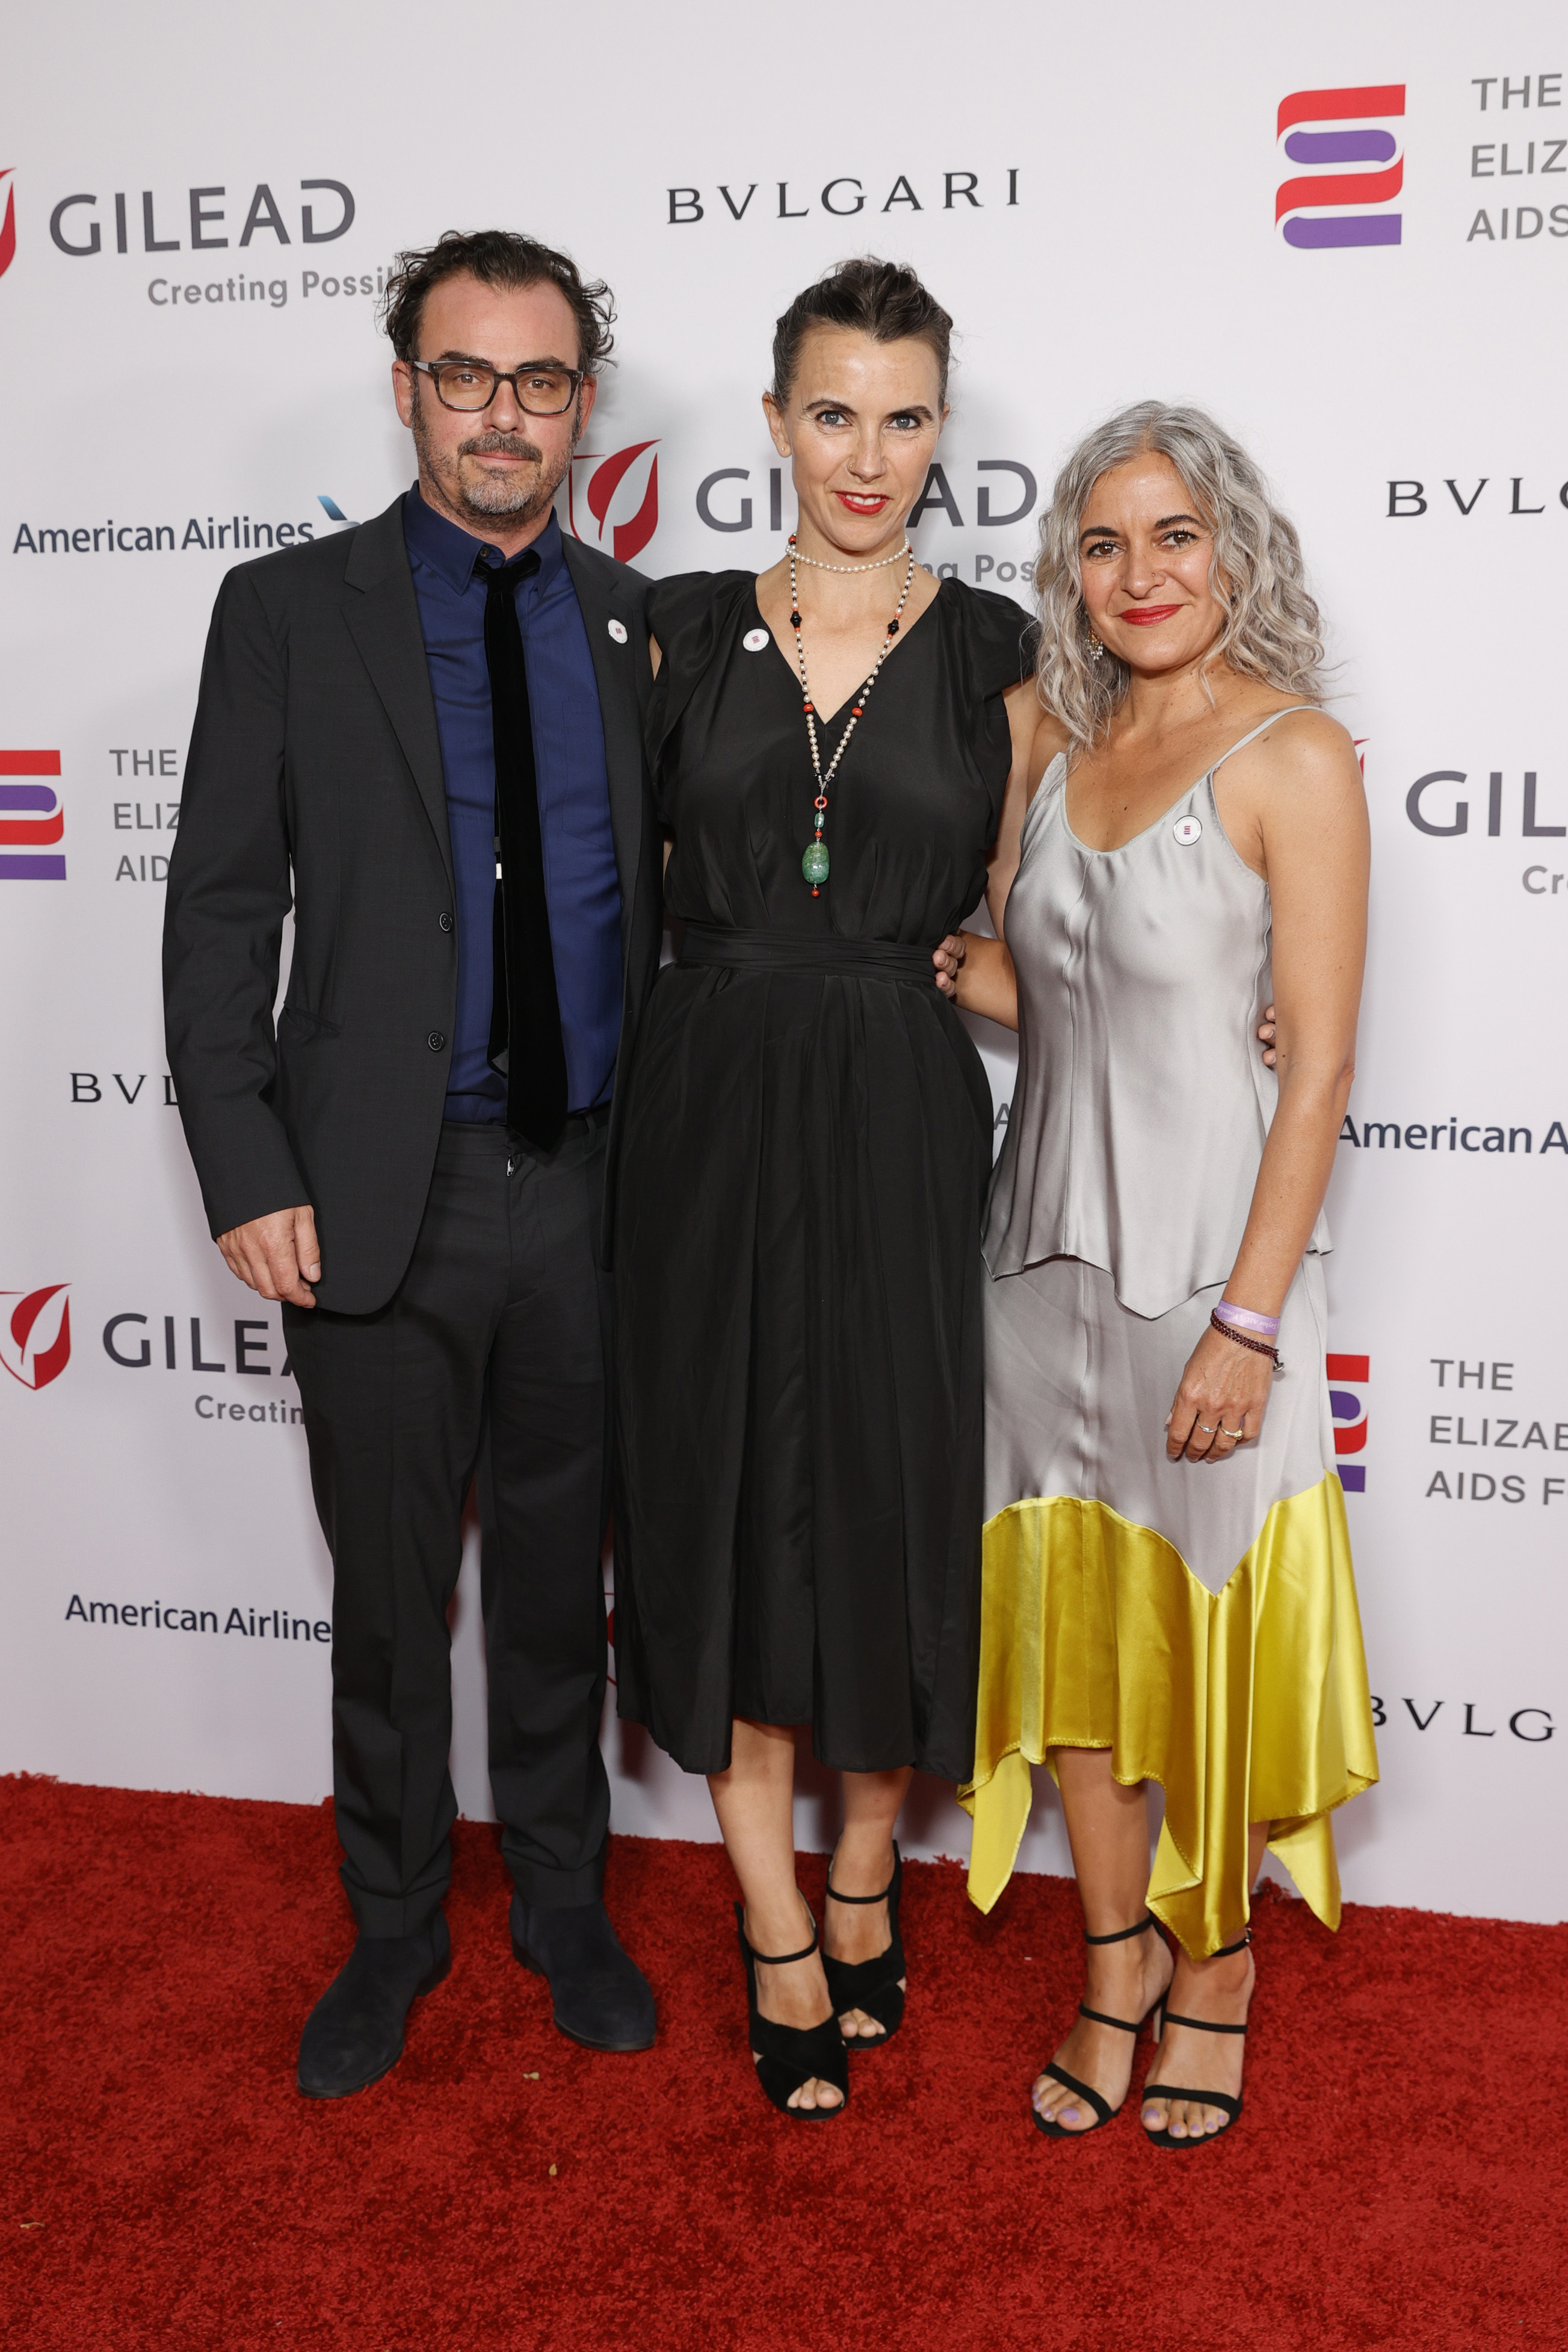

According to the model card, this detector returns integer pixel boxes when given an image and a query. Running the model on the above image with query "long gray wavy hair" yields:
[1034,401,1326,747]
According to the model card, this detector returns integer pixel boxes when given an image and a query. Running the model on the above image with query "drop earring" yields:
[1085,627,1105,661]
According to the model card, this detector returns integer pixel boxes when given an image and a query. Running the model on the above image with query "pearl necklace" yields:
[787,531,917,894]
[791,540,913,574]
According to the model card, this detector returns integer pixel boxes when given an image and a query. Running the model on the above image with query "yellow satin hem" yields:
[958,1475,1379,1958]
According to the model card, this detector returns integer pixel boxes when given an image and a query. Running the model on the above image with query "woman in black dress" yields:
[613,260,1036,2116]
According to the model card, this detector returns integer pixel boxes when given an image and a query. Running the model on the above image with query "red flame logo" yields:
[0,173,15,280]
[1,1285,71,1390]
[567,442,659,565]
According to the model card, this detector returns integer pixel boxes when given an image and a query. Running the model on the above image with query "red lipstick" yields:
[1119,604,1182,626]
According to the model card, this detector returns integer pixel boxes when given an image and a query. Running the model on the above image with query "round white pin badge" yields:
[742,627,770,652]
[607,617,628,644]
[1173,814,1203,846]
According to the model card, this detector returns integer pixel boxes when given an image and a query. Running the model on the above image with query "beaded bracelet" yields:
[1210,1310,1282,1370]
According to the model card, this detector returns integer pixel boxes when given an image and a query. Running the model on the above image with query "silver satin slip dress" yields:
[960,710,1378,1955]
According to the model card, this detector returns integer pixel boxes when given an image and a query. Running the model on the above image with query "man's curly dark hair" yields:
[380,229,616,373]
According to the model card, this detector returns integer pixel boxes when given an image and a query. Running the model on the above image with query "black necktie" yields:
[481,551,568,1150]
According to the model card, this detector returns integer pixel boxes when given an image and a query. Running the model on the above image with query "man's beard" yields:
[412,386,574,525]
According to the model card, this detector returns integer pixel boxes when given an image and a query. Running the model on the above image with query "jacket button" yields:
[427,1030,446,1051]
[439,911,454,932]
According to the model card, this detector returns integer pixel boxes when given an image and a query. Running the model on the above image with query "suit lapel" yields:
[561,534,643,939]
[342,499,452,884]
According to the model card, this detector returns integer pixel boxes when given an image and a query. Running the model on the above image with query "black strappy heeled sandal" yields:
[823,1840,906,2047]
[734,1902,850,2120]
[1140,1930,1252,2149]
[1031,1914,1168,2140]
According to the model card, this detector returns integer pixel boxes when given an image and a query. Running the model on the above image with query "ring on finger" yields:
[1196,1423,1215,1434]
[1220,1423,1245,1440]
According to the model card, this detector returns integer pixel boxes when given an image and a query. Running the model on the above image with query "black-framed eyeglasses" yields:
[409,359,585,416]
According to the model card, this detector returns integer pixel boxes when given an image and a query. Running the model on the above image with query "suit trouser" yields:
[284,1115,612,1938]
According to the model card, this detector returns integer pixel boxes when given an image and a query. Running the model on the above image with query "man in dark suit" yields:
[164,230,663,2097]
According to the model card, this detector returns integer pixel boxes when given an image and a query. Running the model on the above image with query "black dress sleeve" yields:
[948,581,1040,697]
[942,582,1039,834]
[645,571,755,782]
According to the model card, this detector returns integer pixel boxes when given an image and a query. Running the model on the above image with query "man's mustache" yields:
[458,431,545,463]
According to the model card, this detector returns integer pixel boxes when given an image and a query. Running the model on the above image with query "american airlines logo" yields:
[1277,84,1405,250]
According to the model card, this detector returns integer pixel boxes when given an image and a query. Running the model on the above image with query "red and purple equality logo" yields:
[1277,85,1405,249]
[1327,1354,1368,1493]
[0,749,66,879]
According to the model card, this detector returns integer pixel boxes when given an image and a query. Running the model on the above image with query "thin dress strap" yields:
[1209,706,1316,775]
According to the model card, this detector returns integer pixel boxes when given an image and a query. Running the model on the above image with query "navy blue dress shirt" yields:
[403,487,622,1121]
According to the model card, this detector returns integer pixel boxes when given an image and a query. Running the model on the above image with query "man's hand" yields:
[217,1206,321,1307]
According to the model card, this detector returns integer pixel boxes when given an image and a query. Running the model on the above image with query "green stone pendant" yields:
[801,838,830,887]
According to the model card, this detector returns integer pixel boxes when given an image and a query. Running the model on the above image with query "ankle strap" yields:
[1159,1926,1253,2031]
[739,1902,819,1968]
[1084,1914,1155,1946]
[825,1840,900,1906]
[1078,2002,1145,2034]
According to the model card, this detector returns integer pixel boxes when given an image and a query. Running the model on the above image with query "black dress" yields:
[612,570,1032,1780]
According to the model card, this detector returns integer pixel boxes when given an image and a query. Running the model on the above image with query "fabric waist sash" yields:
[679,923,937,985]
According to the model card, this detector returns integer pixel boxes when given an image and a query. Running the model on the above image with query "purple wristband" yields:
[1215,1299,1281,1340]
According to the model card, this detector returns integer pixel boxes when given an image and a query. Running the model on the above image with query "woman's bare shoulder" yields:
[1234,707,1368,872]
[1026,708,1072,794]
[1245,705,1362,793]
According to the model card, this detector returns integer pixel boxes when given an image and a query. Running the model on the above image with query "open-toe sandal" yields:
[1032,1914,1167,2140]
[735,1902,850,2120]
[1140,1930,1251,2150]
[823,1841,906,2048]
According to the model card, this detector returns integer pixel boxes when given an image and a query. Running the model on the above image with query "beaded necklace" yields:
[792,543,912,574]
[788,533,917,894]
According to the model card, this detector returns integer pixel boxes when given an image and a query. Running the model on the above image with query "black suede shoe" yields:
[296,1913,451,2099]
[510,1895,656,2052]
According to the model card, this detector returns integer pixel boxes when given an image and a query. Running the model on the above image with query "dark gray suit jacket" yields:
[163,495,662,1314]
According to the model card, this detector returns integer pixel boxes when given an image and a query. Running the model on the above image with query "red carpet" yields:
[0,1775,1558,2350]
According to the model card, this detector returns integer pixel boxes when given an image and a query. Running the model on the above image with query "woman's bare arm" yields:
[985,683,1048,936]
[1166,713,1369,1459]
[936,687,1065,1023]
[943,932,1017,1027]
[1227,716,1368,1310]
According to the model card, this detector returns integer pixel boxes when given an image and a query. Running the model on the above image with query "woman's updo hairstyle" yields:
[770,258,952,406]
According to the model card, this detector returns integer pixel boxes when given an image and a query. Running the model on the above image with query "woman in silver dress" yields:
[943,403,1378,2147]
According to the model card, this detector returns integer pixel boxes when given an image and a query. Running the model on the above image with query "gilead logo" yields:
[0,750,65,879]
[1,1286,71,1390]
[1277,85,1405,249]
[0,170,16,279]
[1329,1353,1369,1493]
[567,443,659,565]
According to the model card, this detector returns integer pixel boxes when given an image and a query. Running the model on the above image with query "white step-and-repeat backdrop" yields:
[3,0,1564,1922]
